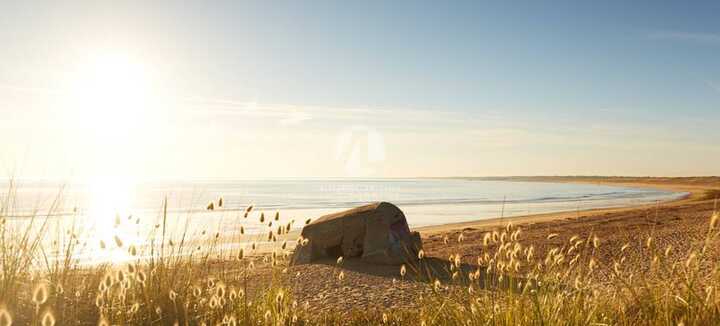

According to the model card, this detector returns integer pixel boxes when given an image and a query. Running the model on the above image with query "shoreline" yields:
[229,177,715,245]
[416,176,717,235]
[281,177,720,315]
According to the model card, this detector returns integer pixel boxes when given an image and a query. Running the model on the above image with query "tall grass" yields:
[0,183,301,325]
[0,182,718,325]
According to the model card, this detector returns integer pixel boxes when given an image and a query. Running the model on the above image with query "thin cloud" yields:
[189,102,520,133]
[0,81,567,135]
[648,31,720,45]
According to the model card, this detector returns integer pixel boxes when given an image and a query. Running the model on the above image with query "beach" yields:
[273,177,720,315]
[418,176,716,234]
[2,176,718,324]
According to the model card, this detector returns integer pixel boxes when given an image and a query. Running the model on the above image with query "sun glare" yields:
[84,176,139,263]
[62,51,165,178]
[69,53,151,132]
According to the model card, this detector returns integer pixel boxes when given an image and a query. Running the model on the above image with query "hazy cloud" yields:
[648,31,720,45]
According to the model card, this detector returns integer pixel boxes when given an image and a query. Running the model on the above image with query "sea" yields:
[1,178,686,264]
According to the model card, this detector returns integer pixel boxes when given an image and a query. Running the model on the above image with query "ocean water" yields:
[1,178,685,264]
[3,178,686,231]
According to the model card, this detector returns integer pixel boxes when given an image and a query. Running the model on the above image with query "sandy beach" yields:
[418,176,717,235]
[2,176,717,324]
[128,176,718,316]
[274,177,720,315]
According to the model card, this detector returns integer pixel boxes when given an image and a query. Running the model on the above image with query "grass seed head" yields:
[433,279,442,291]
[41,311,55,326]
[686,252,697,268]
[0,308,12,326]
[114,235,123,248]
[483,233,491,246]
[130,303,140,314]
[116,270,126,283]
[33,282,49,305]
[136,271,147,283]
[216,284,226,298]
[103,273,114,288]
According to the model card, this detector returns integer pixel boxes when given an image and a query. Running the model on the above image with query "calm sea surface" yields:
[3,178,686,229]
[2,178,685,264]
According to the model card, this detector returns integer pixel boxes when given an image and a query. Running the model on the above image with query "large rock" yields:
[290,202,422,265]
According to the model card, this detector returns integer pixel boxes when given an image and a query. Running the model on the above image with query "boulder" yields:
[290,202,422,265]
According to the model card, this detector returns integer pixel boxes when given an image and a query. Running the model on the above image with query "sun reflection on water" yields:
[84,176,139,263]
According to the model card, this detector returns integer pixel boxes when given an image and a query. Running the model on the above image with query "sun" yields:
[64,52,153,262]
[68,52,152,138]
[62,51,165,174]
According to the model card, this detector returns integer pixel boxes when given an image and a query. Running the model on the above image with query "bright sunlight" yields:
[68,53,152,136]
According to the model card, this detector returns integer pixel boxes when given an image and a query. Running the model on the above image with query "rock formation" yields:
[290,202,422,265]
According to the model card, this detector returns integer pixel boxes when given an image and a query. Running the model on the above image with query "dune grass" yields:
[0,182,718,325]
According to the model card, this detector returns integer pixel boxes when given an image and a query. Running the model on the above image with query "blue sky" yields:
[1,1,719,178]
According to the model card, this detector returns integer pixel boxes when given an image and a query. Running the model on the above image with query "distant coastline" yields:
[418,176,719,234]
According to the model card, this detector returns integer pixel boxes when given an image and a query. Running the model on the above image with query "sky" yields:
[1,1,719,179]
